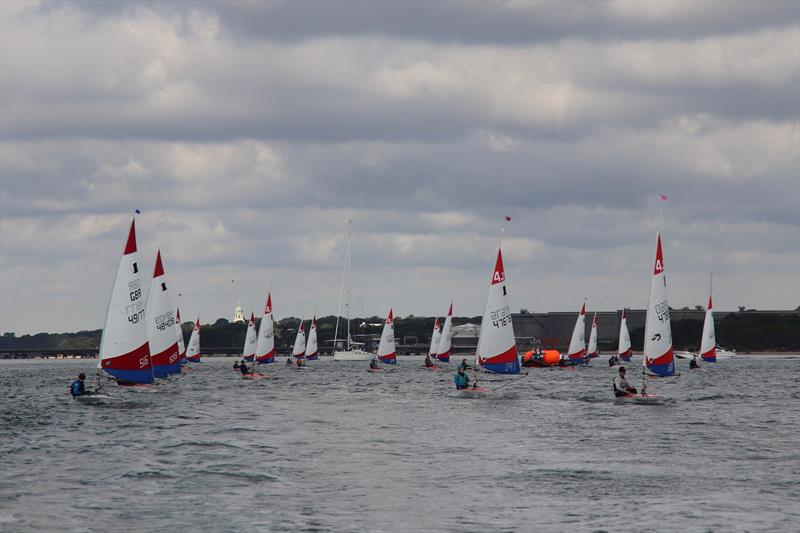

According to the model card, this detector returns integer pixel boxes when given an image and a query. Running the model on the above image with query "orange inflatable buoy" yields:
[542,349,561,366]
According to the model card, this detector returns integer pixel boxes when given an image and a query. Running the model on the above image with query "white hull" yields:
[674,350,694,359]
[333,350,373,361]
[716,348,736,359]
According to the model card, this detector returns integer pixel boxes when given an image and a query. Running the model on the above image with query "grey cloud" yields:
[45,1,799,45]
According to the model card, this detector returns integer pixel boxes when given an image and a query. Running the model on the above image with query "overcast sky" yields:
[1,0,798,335]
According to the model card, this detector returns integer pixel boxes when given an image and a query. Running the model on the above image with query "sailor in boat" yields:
[296,358,305,367]
[608,355,619,366]
[612,366,637,397]
[233,360,241,369]
[424,355,434,368]
[689,355,700,370]
[286,357,293,365]
[239,361,253,375]
[369,358,379,370]
[460,359,472,371]
[70,373,96,398]
[454,367,470,390]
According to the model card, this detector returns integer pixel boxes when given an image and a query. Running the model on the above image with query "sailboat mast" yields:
[345,222,352,351]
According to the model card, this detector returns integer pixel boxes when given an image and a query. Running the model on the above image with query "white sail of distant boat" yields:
[292,319,307,359]
[146,250,180,378]
[186,318,201,362]
[587,312,598,358]
[333,220,371,361]
[428,318,441,358]
[476,247,519,374]
[306,316,319,360]
[643,232,675,378]
[436,303,454,362]
[618,309,632,361]
[98,217,153,384]
[377,308,397,364]
[698,274,718,362]
[242,312,257,362]
[255,292,275,364]
[176,307,187,365]
[566,303,587,363]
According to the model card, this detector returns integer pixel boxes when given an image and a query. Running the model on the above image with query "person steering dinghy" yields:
[612,366,637,397]
[70,373,96,398]
[454,367,470,390]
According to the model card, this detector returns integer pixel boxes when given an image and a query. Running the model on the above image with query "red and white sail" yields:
[377,308,397,364]
[242,312,257,362]
[428,318,441,358]
[436,304,453,362]
[700,294,716,362]
[98,218,153,383]
[587,312,598,358]
[476,248,519,374]
[146,250,180,378]
[186,318,201,362]
[292,319,306,359]
[255,292,275,364]
[643,232,675,377]
[306,317,319,360]
[566,303,587,362]
[175,307,187,365]
[618,309,632,361]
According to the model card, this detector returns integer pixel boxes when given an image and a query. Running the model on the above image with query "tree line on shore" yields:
[1,312,798,353]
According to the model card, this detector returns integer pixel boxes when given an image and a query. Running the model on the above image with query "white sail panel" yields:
[242,312,257,361]
[436,304,453,362]
[377,308,397,364]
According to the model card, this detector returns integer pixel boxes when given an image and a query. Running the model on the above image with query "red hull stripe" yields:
[257,349,275,362]
[483,345,518,365]
[568,348,586,360]
[150,342,179,367]
[648,347,674,366]
[102,342,151,371]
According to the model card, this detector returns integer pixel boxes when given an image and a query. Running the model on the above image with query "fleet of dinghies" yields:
[88,213,725,402]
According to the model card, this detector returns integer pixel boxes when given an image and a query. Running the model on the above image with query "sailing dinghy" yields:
[424,318,443,369]
[475,248,520,375]
[292,319,307,360]
[376,308,397,365]
[186,318,201,363]
[619,232,675,403]
[700,278,716,362]
[564,303,587,365]
[176,308,187,366]
[242,312,257,362]
[97,218,154,385]
[146,250,181,378]
[587,313,599,358]
[306,316,319,360]
[255,292,275,364]
[436,304,454,363]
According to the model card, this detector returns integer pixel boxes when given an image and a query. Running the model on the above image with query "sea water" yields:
[1,356,798,532]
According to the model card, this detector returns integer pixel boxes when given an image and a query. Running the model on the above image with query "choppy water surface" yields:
[1,356,798,532]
